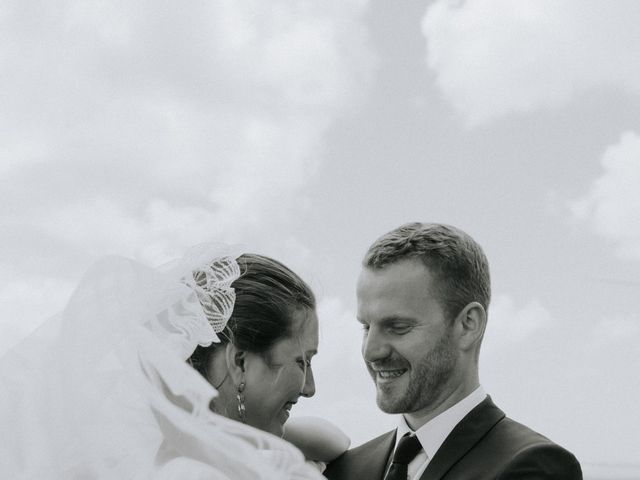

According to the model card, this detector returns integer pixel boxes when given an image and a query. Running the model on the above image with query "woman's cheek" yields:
[279,364,305,391]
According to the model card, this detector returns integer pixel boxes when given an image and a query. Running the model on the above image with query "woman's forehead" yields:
[288,307,318,333]
[274,309,318,355]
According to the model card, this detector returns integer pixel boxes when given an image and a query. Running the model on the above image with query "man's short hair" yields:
[363,222,491,322]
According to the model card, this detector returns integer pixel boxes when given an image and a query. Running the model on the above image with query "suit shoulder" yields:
[451,414,582,479]
[496,441,583,479]
[492,416,566,449]
[324,430,395,480]
[488,417,582,476]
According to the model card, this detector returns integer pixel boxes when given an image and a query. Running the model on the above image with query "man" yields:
[325,223,582,480]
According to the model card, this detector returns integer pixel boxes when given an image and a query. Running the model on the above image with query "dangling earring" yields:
[236,376,246,423]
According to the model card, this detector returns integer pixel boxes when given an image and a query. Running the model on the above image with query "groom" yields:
[325,223,582,480]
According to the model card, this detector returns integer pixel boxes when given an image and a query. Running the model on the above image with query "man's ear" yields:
[224,343,246,384]
[455,302,487,351]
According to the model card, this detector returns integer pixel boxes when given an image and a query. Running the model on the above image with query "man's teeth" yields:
[378,370,404,378]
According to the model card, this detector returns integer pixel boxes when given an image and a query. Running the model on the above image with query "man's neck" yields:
[404,380,480,431]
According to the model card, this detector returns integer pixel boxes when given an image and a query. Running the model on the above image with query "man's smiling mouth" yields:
[375,368,407,380]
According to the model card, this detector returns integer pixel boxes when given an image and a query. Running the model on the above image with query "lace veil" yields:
[0,244,323,479]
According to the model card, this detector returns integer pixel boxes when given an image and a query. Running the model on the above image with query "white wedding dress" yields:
[0,245,324,479]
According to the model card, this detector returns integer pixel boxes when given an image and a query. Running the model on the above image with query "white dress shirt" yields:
[392,386,487,480]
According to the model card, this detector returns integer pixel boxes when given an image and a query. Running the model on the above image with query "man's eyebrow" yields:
[357,315,416,325]
[378,315,417,325]
[378,315,418,326]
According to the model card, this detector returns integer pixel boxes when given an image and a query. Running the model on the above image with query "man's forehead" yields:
[356,261,443,319]
[357,260,435,293]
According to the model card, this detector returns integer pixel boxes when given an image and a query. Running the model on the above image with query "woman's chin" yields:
[273,424,286,438]
[247,412,287,437]
[267,419,286,438]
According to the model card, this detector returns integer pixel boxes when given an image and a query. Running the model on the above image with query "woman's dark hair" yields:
[189,253,316,377]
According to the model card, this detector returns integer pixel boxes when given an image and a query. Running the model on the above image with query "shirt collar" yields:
[396,386,486,460]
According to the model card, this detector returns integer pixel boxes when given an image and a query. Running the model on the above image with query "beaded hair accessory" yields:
[152,248,242,360]
[188,256,241,336]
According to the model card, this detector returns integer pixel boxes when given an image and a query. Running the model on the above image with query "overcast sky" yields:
[1,1,639,478]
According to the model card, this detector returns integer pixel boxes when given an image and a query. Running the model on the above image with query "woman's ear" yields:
[224,343,246,384]
[455,302,487,351]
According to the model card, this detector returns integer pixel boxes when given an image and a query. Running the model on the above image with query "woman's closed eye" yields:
[297,358,312,370]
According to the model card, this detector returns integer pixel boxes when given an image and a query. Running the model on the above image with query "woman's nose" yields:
[300,367,316,398]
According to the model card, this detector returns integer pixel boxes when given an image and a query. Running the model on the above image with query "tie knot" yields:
[392,433,422,465]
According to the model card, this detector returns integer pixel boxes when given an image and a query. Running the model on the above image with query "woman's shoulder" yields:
[283,416,351,463]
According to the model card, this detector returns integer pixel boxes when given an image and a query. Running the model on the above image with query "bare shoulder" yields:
[283,416,351,462]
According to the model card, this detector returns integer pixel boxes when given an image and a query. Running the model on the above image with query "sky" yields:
[1,1,639,478]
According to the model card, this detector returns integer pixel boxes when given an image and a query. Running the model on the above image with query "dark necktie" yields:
[384,433,423,480]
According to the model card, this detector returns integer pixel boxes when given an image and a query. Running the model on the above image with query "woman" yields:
[188,253,348,461]
[0,246,346,478]
[189,253,318,437]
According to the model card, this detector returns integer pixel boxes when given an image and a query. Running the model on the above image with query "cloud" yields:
[421,0,640,125]
[0,0,373,259]
[569,131,640,260]
[483,294,554,352]
[481,296,640,464]
[587,315,640,348]
[0,0,374,344]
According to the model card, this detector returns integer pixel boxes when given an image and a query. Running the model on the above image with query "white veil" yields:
[0,245,323,479]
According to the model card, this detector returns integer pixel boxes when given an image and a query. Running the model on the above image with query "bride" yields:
[0,244,347,479]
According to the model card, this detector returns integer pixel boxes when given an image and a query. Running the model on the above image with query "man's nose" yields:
[300,367,316,398]
[362,327,389,363]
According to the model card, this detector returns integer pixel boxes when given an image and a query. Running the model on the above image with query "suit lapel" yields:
[362,430,397,479]
[419,396,505,480]
[325,429,397,480]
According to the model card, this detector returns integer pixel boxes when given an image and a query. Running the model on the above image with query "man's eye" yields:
[361,323,370,332]
[391,325,411,334]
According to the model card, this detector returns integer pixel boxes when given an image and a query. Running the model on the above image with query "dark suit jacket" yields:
[324,397,582,480]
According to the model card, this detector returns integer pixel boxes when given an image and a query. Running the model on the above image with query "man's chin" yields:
[375,393,405,414]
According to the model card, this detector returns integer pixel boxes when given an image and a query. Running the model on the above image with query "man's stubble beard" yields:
[376,329,458,414]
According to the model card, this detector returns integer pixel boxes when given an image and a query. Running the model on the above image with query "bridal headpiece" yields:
[188,255,241,335]
[152,245,243,359]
